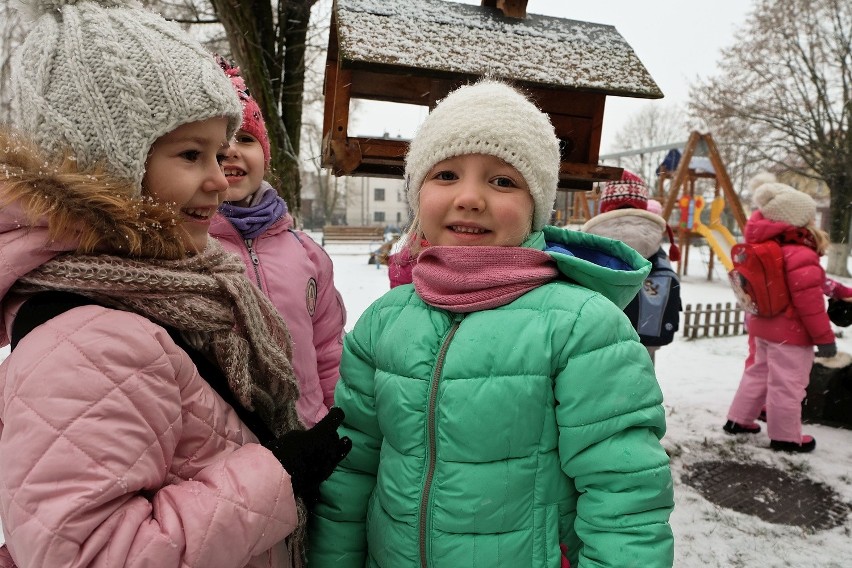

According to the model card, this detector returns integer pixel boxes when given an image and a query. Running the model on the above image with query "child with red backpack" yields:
[724,175,834,453]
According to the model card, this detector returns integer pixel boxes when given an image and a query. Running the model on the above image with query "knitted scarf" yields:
[412,246,559,312]
[219,181,287,239]
[13,239,301,437]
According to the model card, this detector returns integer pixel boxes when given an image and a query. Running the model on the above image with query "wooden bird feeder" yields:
[322,0,663,190]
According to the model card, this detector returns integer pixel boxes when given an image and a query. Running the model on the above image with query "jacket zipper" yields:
[419,314,463,568]
[244,238,262,289]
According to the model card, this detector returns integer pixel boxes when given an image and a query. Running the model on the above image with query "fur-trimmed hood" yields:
[581,209,666,259]
[0,128,187,346]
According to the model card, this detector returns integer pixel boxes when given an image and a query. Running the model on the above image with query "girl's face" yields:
[418,154,534,247]
[142,117,230,254]
[221,129,266,205]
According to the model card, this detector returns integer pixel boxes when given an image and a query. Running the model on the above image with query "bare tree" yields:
[206,0,322,217]
[303,120,345,226]
[608,103,688,186]
[690,0,852,275]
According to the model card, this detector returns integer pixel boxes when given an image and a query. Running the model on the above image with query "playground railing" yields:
[682,302,746,339]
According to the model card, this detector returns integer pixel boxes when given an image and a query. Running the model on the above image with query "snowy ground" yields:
[1,238,850,566]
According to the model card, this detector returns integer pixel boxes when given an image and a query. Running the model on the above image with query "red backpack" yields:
[728,240,790,317]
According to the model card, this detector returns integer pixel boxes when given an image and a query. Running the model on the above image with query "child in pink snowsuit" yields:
[725,177,834,453]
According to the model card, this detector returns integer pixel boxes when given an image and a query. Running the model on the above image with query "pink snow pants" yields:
[728,336,813,443]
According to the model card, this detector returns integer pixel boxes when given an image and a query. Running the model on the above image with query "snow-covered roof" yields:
[334,0,663,99]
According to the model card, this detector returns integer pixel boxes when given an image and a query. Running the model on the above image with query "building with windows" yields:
[344,176,410,230]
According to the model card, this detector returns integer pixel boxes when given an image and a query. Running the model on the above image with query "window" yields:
[396,212,402,223]
[374,211,385,222]
[374,187,385,201]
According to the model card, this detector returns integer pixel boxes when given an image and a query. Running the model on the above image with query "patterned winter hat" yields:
[10,0,243,193]
[599,169,649,213]
[217,56,271,166]
[752,176,816,228]
[404,80,560,231]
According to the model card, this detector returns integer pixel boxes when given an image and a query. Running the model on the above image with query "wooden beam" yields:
[703,133,747,231]
[662,131,700,220]
[328,136,620,186]
[481,0,528,19]
[322,65,363,175]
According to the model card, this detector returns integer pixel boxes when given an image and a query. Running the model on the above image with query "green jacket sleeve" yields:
[307,304,383,567]
[555,294,675,568]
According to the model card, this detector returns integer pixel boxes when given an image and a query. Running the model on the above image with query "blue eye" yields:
[434,170,457,181]
[493,176,517,188]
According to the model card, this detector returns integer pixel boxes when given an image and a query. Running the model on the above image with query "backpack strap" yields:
[11,291,275,444]
[11,291,94,351]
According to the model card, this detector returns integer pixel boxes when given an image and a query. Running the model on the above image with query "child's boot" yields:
[723,420,761,434]
[770,435,816,453]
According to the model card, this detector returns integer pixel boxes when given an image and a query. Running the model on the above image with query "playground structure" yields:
[552,190,594,226]
[660,132,747,279]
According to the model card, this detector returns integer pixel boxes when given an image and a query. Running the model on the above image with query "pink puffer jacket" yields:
[210,213,345,428]
[0,207,299,567]
[744,212,834,347]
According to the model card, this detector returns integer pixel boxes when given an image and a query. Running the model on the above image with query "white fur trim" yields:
[581,209,665,259]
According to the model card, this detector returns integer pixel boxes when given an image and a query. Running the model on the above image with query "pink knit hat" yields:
[599,169,649,213]
[217,56,271,166]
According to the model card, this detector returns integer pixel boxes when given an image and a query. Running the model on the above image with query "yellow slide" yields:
[692,224,737,270]
[691,195,738,270]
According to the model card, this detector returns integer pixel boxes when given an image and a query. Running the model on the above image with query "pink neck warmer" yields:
[412,246,559,313]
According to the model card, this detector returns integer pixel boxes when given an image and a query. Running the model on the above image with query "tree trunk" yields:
[826,169,852,276]
[209,0,305,216]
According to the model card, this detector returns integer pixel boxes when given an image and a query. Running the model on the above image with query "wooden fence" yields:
[682,302,746,339]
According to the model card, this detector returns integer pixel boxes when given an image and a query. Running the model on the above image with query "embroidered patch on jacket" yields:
[306,278,317,316]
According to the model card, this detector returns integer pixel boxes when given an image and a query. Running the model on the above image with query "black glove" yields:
[816,343,837,358]
[269,407,352,506]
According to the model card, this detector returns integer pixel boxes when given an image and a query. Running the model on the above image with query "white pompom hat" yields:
[751,173,816,228]
[404,80,560,231]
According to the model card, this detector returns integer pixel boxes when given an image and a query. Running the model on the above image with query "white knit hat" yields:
[11,0,243,193]
[404,80,560,231]
[752,177,816,228]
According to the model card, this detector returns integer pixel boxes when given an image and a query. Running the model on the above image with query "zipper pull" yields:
[246,240,260,265]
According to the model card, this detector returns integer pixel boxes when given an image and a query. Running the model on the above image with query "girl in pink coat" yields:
[210,59,346,428]
[724,176,834,453]
[0,1,349,566]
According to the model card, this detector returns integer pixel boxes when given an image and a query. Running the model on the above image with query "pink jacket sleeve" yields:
[0,307,298,567]
[786,247,835,345]
[823,277,852,300]
[302,236,346,409]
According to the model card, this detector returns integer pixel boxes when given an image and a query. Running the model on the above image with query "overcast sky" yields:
[350,0,753,153]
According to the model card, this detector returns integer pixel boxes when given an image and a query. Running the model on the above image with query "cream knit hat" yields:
[404,80,560,231]
[751,174,816,227]
[11,0,243,193]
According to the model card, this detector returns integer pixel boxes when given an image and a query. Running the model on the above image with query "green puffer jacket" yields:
[308,226,675,567]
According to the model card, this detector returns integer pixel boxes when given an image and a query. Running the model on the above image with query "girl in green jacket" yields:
[308,80,675,567]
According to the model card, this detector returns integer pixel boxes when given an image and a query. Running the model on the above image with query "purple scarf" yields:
[412,246,559,313]
[219,182,287,239]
